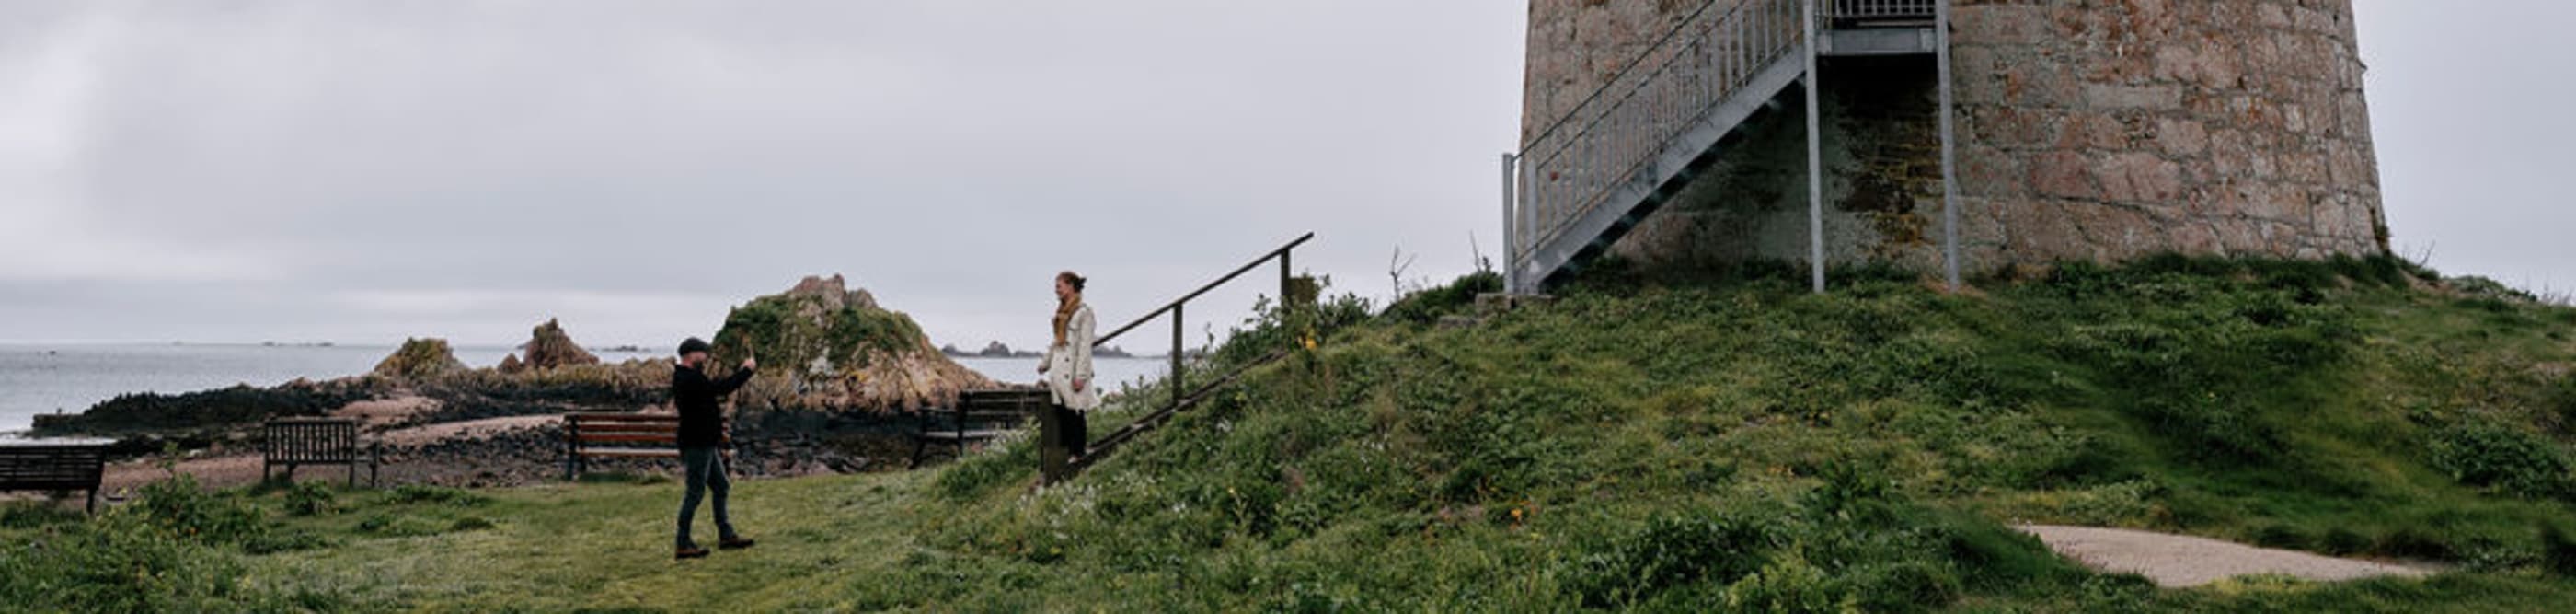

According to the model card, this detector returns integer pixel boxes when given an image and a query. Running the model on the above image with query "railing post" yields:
[1501,152,1519,294]
[1169,304,1185,409]
[1803,0,1826,294]
[1280,249,1292,306]
[1937,0,1961,290]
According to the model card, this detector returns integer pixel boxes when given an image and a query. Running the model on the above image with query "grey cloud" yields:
[3,1,1520,350]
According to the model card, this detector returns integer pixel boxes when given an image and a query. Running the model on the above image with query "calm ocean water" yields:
[0,343,1164,436]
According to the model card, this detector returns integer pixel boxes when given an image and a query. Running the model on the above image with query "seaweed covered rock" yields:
[515,318,600,372]
[31,377,391,435]
[711,274,995,412]
[374,338,468,380]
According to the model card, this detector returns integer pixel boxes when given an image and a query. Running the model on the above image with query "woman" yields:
[1040,271,1099,464]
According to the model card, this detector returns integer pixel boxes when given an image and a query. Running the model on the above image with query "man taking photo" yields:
[673,336,756,560]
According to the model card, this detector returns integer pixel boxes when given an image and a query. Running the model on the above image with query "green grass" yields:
[9,254,2576,611]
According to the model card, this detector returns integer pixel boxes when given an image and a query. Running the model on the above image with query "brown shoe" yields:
[676,546,710,560]
[719,537,756,550]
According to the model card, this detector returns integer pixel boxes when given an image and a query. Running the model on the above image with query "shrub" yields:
[0,477,344,611]
[2430,421,2576,500]
[0,501,83,529]
[381,484,491,506]
[1561,508,1778,608]
[284,481,335,516]
[1722,552,1849,613]
[355,512,448,538]
[131,474,268,547]
[2551,375,2576,431]
[1381,271,1501,324]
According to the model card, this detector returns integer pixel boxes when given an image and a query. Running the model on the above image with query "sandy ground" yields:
[2018,525,2440,587]
[75,411,573,498]
[374,414,563,447]
[330,394,441,428]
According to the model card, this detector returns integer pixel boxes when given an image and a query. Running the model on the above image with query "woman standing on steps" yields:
[1040,271,1100,472]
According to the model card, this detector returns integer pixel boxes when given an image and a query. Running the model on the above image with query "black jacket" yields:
[673,363,753,448]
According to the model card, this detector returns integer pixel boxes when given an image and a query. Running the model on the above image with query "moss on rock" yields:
[711,275,995,412]
[373,338,468,380]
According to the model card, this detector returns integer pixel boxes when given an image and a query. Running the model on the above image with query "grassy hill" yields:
[8,255,2576,612]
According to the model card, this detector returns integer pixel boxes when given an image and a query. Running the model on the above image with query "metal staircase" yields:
[1504,0,1954,294]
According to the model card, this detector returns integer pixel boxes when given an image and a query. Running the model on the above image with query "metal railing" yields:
[1093,232,1313,411]
[1509,0,1808,287]
[1824,0,1936,21]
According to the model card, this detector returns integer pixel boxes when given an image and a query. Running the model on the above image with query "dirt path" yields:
[374,414,562,447]
[2018,525,2439,587]
[85,415,571,495]
[331,393,440,428]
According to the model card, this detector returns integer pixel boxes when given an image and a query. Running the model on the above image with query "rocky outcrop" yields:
[710,274,996,412]
[374,338,468,380]
[504,318,600,373]
[29,377,391,438]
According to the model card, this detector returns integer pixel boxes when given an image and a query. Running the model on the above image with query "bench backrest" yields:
[567,413,682,449]
[265,418,362,464]
[961,388,1052,413]
[0,445,109,490]
[927,388,1050,431]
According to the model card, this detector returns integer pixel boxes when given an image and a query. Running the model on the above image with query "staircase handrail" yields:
[1511,0,1809,275]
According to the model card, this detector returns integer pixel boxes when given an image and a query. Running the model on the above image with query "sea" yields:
[0,343,1166,439]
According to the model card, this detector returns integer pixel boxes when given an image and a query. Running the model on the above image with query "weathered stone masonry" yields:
[1521,0,2387,274]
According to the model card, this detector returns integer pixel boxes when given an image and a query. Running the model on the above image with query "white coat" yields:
[1044,303,1101,411]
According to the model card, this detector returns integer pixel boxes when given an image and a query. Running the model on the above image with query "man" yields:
[673,337,755,560]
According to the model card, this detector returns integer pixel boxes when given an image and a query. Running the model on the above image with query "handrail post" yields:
[1803,0,1826,294]
[1501,152,1520,294]
[1937,0,1960,290]
[1280,249,1292,306]
[1169,303,1185,409]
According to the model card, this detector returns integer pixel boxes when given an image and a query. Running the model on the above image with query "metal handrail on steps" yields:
[1509,0,1810,286]
[1093,232,1314,411]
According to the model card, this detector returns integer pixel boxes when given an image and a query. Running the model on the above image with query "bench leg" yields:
[86,489,97,515]
[348,463,358,487]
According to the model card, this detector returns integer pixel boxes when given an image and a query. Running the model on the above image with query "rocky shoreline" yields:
[28,275,1014,492]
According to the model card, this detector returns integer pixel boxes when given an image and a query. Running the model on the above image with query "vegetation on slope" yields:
[6,255,2576,612]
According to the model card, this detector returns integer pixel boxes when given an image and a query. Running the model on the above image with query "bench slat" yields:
[575,449,683,458]
[572,423,680,434]
[576,434,679,445]
[916,430,1016,441]
[264,419,369,468]
[567,414,681,423]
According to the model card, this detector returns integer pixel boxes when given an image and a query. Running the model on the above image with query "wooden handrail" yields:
[1087,232,1313,411]
[1095,232,1314,347]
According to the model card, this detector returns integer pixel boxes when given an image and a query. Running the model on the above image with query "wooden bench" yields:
[0,442,109,513]
[263,417,377,487]
[911,388,1050,468]
[564,412,705,479]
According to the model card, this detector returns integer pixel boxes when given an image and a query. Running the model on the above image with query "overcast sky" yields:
[0,1,2565,353]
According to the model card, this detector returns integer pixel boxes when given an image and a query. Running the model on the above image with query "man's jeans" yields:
[676,446,736,550]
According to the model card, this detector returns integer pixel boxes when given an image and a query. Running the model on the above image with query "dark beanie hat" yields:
[677,337,712,356]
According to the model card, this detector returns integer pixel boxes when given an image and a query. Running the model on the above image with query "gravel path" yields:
[374,414,564,447]
[331,394,440,427]
[2018,525,2439,587]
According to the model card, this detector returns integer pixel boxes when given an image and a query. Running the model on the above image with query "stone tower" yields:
[1510,0,2386,287]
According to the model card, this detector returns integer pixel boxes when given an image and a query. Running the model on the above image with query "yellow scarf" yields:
[1052,295,1081,347]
